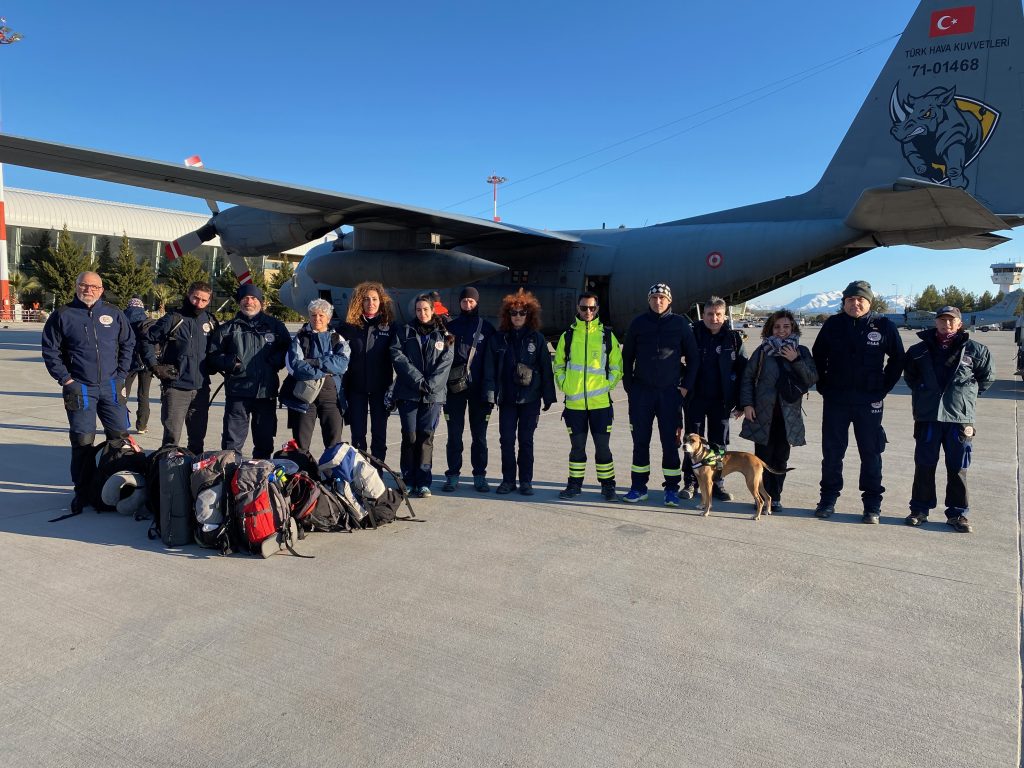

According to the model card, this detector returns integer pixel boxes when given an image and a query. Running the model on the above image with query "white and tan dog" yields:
[680,432,789,520]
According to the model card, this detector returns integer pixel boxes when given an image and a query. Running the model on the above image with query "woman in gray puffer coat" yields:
[738,309,817,509]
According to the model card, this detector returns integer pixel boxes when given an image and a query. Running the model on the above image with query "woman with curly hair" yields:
[338,282,396,462]
[482,289,556,495]
[389,294,455,497]
[737,309,818,510]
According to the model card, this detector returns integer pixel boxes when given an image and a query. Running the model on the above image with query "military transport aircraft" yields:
[1,0,1023,331]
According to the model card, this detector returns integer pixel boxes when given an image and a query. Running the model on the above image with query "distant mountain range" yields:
[746,291,914,314]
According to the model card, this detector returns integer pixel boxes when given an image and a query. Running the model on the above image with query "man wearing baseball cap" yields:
[903,305,993,532]
[811,280,905,523]
[207,283,290,458]
[620,283,699,506]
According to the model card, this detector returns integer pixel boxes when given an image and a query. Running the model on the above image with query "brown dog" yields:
[680,432,788,520]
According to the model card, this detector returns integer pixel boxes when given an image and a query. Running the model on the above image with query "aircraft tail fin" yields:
[812,0,1024,217]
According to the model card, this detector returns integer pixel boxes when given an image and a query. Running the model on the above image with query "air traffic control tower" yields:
[990,261,1023,294]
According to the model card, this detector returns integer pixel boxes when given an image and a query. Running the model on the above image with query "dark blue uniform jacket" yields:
[42,298,134,387]
[621,310,699,393]
[207,311,290,399]
[812,312,905,405]
[141,304,216,391]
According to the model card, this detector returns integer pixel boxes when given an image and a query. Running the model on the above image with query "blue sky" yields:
[0,0,1015,304]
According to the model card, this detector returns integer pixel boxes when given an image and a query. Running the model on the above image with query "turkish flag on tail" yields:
[930,6,975,37]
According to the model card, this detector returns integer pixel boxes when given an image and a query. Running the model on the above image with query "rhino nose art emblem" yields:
[889,82,999,190]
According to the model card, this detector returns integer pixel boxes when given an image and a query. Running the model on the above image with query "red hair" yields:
[498,288,541,332]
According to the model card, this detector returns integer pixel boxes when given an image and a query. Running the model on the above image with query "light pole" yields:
[0,17,24,321]
[486,174,507,222]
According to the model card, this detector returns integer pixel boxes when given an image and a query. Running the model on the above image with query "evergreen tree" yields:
[869,295,890,314]
[915,284,942,311]
[939,285,973,311]
[267,262,301,321]
[96,236,115,275]
[163,252,210,302]
[37,225,97,307]
[103,234,155,307]
[976,290,995,311]
[18,228,54,279]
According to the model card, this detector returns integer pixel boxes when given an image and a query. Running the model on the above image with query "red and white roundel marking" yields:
[706,251,723,269]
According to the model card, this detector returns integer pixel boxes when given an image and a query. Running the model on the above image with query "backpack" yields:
[273,440,320,476]
[88,436,149,511]
[190,450,242,554]
[285,471,358,533]
[147,447,195,547]
[231,460,311,558]
[318,442,417,527]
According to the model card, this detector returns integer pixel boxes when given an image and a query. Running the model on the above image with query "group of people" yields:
[42,272,993,533]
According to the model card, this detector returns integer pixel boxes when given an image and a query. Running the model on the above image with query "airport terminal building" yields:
[3,187,318,288]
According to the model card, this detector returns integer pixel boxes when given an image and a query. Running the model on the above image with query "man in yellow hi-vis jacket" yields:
[553,292,624,501]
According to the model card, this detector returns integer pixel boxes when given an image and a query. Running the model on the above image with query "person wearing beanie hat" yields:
[811,278,905,523]
[619,283,700,506]
[140,281,217,453]
[123,295,153,434]
[903,307,993,532]
[207,281,291,458]
[842,280,874,303]
[442,285,496,493]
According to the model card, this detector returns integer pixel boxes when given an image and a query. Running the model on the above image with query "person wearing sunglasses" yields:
[620,283,701,507]
[482,289,555,495]
[41,271,135,516]
[553,292,623,501]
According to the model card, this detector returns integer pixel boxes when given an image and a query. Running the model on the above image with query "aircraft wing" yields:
[844,178,1010,249]
[0,133,576,248]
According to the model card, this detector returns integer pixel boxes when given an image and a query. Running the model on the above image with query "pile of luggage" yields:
[67,436,415,558]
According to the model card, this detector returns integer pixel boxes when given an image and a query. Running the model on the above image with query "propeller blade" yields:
[164,221,217,260]
[226,251,252,285]
[184,155,221,215]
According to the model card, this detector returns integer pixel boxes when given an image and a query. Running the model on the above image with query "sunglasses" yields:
[578,305,598,313]
[509,309,528,317]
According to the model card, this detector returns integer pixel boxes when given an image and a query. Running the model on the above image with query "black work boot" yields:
[814,502,835,519]
[600,482,619,502]
[559,480,583,500]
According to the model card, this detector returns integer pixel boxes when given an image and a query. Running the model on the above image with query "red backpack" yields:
[230,460,310,558]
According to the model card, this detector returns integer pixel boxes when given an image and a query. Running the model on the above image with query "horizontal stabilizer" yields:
[845,178,1008,247]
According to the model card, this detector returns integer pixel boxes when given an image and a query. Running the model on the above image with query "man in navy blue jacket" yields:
[207,284,290,459]
[141,281,216,453]
[812,280,905,523]
[41,271,134,515]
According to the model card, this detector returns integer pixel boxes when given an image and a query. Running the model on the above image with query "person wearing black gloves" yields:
[620,283,700,507]
[122,297,153,434]
[141,281,216,453]
[682,296,748,501]
[483,289,555,496]
[442,286,496,493]
[338,281,396,462]
[389,295,455,497]
[812,280,905,523]
[207,283,290,459]
[41,271,134,516]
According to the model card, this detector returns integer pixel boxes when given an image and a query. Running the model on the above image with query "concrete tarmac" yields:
[0,323,1021,768]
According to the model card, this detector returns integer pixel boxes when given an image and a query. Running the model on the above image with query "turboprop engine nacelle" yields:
[167,206,342,260]
[303,245,508,288]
